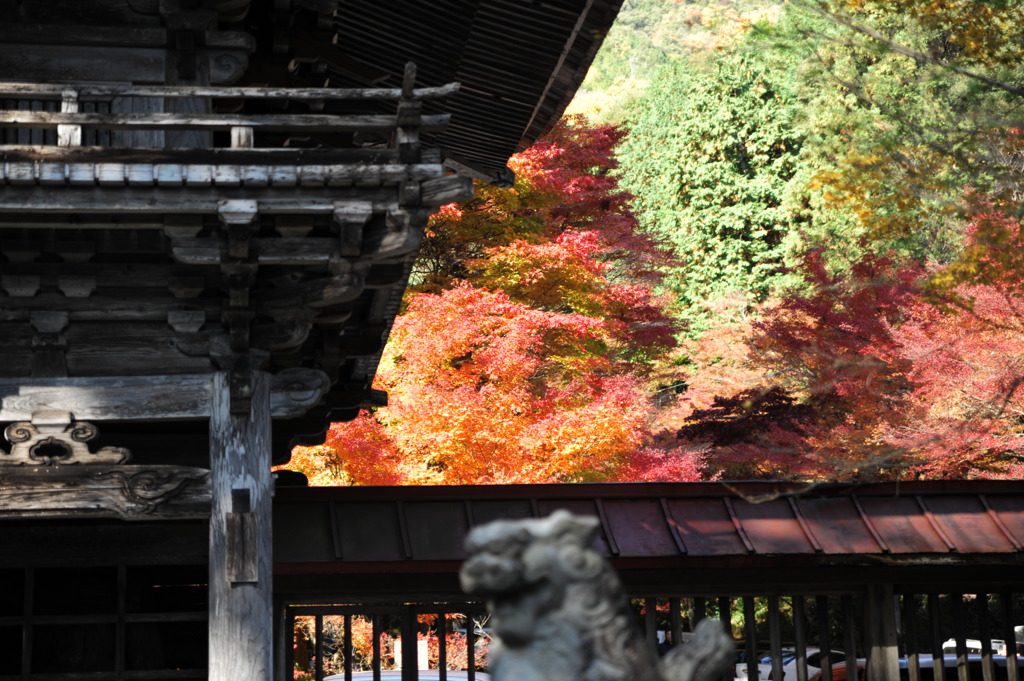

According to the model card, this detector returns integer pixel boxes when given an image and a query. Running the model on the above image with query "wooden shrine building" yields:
[0,2,622,681]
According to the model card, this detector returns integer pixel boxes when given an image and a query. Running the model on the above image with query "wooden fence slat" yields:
[744,596,759,681]
[818,596,833,681]
[670,597,683,651]
[769,595,784,681]
[1002,593,1019,681]
[314,615,324,681]
[904,594,922,681]
[718,597,733,681]
[401,604,417,681]
[929,594,945,675]
[979,594,995,681]
[436,612,446,681]
[345,615,353,681]
[865,584,899,681]
[953,594,969,681]
[645,597,658,658]
[842,595,858,677]
[794,596,808,681]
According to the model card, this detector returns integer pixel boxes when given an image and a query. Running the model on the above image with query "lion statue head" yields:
[460,510,733,681]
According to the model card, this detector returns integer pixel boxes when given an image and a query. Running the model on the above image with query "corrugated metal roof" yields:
[273,481,1024,571]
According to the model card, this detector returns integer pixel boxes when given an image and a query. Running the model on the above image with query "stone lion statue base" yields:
[460,510,734,681]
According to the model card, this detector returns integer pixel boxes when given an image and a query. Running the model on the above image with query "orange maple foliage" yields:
[303,285,651,484]
[286,117,691,485]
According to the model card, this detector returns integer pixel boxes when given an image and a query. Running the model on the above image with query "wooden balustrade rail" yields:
[0,111,451,133]
[0,62,456,150]
[0,81,460,101]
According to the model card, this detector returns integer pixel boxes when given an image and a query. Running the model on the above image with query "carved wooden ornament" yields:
[0,412,210,519]
[0,411,130,466]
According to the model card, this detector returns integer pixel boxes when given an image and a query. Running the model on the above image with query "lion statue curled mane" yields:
[459,510,733,681]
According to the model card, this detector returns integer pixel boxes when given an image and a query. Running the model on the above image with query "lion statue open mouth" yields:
[460,510,733,681]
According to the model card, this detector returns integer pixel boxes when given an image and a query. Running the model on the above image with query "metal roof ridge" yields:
[659,497,688,555]
[851,495,891,554]
[980,494,1024,551]
[722,497,756,554]
[916,495,958,553]
[788,497,824,553]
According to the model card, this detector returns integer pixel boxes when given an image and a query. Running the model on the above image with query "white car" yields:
[735,648,845,681]
[941,638,1007,655]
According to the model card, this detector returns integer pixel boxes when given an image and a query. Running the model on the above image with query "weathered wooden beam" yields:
[172,237,342,265]
[209,370,272,681]
[0,44,170,85]
[0,465,210,519]
[0,263,219,289]
[0,144,401,165]
[0,293,223,320]
[3,162,425,187]
[421,174,475,205]
[0,188,403,214]
[0,25,170,48]
[0,81,460,101]
[0,111,451,133]
[0,369,329,421]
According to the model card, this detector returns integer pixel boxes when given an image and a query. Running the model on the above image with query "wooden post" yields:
[209,369,273,681]
[865,584,900,681]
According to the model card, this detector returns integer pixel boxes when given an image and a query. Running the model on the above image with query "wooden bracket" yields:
[1,275,40,297]
[223,352,271,415]
[30,334,68,379]
[229,369,253,416]
[1,411,131,466]
[218,199,259,227]
[333,201,373,256]
[218,199,258,258]
[29,311,69,379]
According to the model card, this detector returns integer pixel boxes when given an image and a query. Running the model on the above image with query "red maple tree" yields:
[287,117,690,485]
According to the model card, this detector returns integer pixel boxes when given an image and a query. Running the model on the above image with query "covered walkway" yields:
[273,480,1024,681]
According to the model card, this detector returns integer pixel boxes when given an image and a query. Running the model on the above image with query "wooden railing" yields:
[287,602,490,681]
[0,62,455,152]
[289,592,1024,681]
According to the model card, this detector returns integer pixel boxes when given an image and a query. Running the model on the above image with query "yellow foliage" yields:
[839,0,1024,66]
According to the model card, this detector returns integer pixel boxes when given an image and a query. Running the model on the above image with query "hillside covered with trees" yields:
[286,0,1024,484]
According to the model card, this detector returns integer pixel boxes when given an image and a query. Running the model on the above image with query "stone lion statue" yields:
[460,510,733,681]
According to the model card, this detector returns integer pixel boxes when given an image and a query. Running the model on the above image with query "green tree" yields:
[616,50,805,332]
[772,0,1024,269]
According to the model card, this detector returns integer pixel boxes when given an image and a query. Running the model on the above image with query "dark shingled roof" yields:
[330,0,622,184]
[273,480,1024,563]
[272,481,1024,599]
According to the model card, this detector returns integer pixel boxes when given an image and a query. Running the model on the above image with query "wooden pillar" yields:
[209,370,273,681]
[865,584,900,681]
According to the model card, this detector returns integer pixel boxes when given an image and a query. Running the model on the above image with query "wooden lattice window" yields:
[0,564,207,681]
